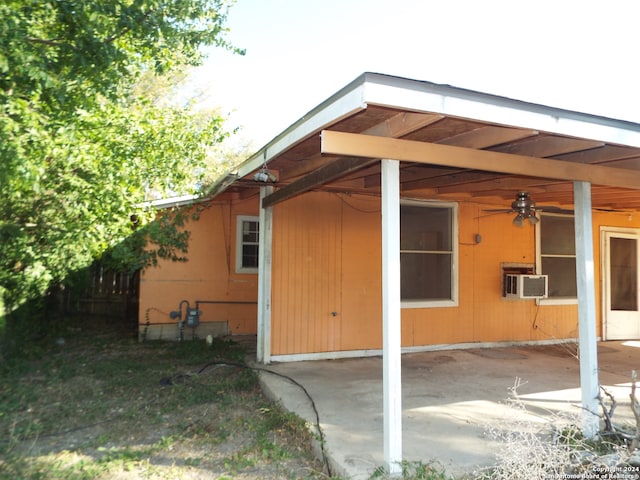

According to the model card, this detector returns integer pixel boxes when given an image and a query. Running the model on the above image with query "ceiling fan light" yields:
[528,214,539,225]
[512,214,525,227]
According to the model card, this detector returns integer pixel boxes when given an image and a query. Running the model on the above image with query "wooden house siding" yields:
[271,193,343,354]
[139,190,640,353]
[138,196,260,340]
[267,191,640,357]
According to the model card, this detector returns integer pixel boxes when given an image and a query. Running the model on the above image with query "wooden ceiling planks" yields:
[239,99,640,212]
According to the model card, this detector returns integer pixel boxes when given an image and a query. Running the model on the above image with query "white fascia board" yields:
[144,194,200,209]
[235,83,368,181]
[362,73,640,148]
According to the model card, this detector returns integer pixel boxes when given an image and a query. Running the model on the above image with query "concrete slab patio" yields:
[257,341,640,479]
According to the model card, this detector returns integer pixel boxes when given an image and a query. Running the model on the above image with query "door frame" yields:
[601,226,640,340]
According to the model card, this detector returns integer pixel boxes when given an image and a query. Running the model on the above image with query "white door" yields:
[603,231,640,340]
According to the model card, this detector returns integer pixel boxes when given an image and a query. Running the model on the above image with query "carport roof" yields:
[210,72,640,212]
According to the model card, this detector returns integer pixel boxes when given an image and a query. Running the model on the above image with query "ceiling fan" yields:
[484,191,573,226]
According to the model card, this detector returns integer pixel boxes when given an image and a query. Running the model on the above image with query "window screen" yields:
[540,214,576,298]
[400,204,455,303]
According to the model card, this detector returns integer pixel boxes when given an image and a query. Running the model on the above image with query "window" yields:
[400,200,458,308]
[537,213,577,302]
[236,216,259,273]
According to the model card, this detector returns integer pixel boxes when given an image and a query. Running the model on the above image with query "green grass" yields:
[0,318,329,479]
[369,460,449,480]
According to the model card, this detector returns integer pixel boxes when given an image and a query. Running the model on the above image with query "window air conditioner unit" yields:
[505,274,548,299]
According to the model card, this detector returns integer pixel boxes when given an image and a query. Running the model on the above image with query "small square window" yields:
[236,216,259,273]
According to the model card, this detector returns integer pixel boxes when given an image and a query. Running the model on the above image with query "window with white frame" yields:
[236,216,259,273]
[537,213,577,301]
[400,200,458,307]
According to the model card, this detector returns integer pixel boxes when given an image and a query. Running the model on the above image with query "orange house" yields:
[139,73,640,366]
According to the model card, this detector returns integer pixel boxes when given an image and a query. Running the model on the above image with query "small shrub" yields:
[370,460,449,479]
[476,378,635,479]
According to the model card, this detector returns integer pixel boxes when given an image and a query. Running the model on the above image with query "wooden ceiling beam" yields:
[597,157,640,170]
[363,112,444,137]
[336,164,380,183]
[402,171,497,191]
[280,153,328,179]
[278,113,444,183]
[553,145,640,164]
[262,157,377,208]
[437,126,539,149]
[437,177,551,195]
[402,126,541,192]
[491,136,604,157]
[430,130,606,195]
[321,130,640,189]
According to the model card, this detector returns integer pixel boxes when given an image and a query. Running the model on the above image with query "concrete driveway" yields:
[258,341,640,479]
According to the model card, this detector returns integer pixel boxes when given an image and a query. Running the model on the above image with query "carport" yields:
[210,73,640,474]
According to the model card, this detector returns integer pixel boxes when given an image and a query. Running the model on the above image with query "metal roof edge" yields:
[206,72,640,197]
[143,194,203,210]
[360,73,640,147]
[206,74,370,197]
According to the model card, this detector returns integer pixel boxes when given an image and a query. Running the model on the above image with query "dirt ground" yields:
[0,324,332,479]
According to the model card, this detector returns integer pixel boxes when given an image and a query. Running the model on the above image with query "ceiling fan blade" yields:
[593,207,630,213]
[536,206,574,215]
[482,191,630,219]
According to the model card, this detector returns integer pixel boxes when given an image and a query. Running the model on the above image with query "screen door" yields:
[603,231,640,340]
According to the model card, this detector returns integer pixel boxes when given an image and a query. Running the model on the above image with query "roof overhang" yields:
[210,72,640,212]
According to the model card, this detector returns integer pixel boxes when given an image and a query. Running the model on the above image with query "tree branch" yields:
[599,386,617,432]
[27,37,79,50]
[104,10,154,44]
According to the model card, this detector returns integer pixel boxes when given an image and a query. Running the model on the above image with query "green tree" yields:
[0,0,243,313]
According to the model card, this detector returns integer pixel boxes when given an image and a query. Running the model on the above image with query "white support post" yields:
[573,181,600,438]
[381,159,402,475]
[257,186,273,364]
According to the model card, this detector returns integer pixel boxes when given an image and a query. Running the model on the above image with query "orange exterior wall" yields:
[270,191,640,356]
[138,195,260,337]
[139,190,640,354]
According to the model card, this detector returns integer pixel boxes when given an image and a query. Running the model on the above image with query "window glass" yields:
[400,203,456,305]
[236,217,259,273]
[241,242,259,269]
[610,237,638,311]
[539,214,576,299]
[401,206,452,251]
[401,253,452,300]
[541,215,575,255]
[542,257,577,297]
[242,221,259,244]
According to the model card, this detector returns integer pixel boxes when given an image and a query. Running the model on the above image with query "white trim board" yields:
[269,337,586,363]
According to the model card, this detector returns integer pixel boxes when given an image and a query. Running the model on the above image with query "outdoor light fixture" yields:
[253,152,278,183]
[253,168,278,183]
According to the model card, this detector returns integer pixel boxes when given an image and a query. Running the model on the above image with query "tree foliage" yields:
[0,0,243,311]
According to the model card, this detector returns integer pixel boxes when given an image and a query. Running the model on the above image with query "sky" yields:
[189,0,640,151]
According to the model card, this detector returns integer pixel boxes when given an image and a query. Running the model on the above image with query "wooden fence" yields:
[69,263,140,328]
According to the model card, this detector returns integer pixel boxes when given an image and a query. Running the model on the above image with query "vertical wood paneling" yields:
[340,195,383,350]
[271,194,578,355]
[138,197,260,335]
[271,193,342,355]
[141,189,640,354]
